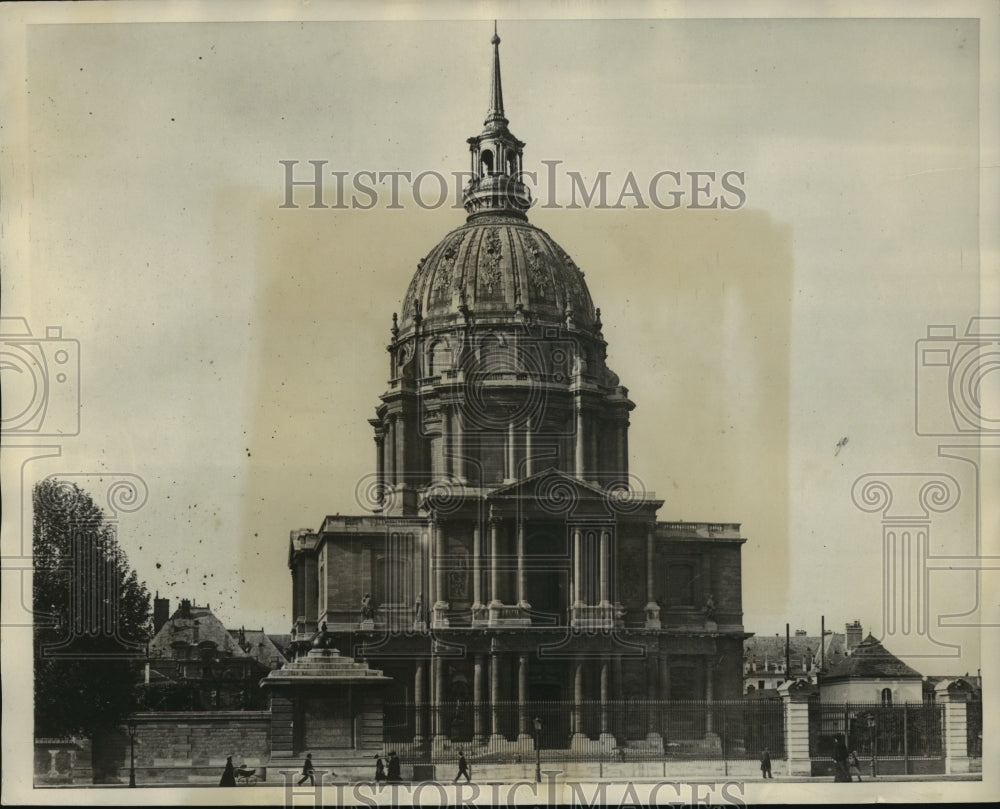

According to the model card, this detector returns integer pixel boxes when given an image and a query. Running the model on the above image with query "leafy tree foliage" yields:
[33,478,151,740]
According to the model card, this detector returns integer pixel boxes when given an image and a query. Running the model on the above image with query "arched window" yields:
[428,341,452,376]
[480,149,494,175]
[478,335,515,375]
[881,687,893,706]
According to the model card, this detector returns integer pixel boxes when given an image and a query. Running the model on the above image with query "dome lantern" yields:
[463,24,532,219]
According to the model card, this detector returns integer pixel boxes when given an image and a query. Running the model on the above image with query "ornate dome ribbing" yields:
[398,218,597,334]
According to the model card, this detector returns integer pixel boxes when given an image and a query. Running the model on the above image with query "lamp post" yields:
[533,716,542,783]
[860,711,877,778]
[126,718,138,788]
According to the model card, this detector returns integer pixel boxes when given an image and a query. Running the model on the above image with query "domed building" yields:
[281,31,749,763]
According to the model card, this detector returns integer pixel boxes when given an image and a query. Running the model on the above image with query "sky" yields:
[2,4,998,689]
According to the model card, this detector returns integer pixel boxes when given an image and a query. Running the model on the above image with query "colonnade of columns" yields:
[416,651,633,745]
[374,398,630,492]
[412,650,717,747]
[426,516,624,628]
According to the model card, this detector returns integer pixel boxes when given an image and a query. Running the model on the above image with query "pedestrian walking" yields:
[374,753,386,782]
[832,735,850,782]
[453,750,471,783]
[760,749,772,779]
[848,749,863,782]
[387,750,401,782]
[297,752,315,786]
[219,755,236,786]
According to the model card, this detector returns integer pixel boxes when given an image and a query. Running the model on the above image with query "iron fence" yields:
[383,698,785,764]
[807,702,944,760]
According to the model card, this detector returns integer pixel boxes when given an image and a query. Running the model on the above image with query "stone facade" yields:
[100,712,272,784]
[283,32,748,758]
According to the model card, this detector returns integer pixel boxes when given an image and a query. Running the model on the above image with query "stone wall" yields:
[129,711,271,784]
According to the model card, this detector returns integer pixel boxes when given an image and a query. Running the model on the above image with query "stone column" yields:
[571,658,585,743]
[645,522,660,628]
[572,528,583,607]
[453,408,465,482]
[507,420,516,482]
[442,405,452,478]
[490,651,503,744]
[659,652,671,700]
[616,419,627,477]
[414,660,427,744]
[303,555,318,632]
[936,684,971,774]
[432,519,449,626]
[613,655,624,738]
[778,681,814,776]
[517,519,529,608]
[432,653,445,741]
[621,420,629,478]
[375,435,385,503]
[599,659,611,739]
[599,529,611,608]
[387,416,397,485]
[525,416,533,477]
[574,401,585,479]
[659,651,671,742]
[646,653,660,740]
[589,427,598,484]
[489,511,501,608]
[292,557,305,630]
[518,654,531,739]
[395,414,407,484]
[472,523,483,612]
[473,655,486,745]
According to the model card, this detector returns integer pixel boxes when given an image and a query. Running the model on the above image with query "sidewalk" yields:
[42,772,983,787]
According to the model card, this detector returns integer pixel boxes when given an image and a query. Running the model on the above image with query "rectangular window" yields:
[667,563,695,607]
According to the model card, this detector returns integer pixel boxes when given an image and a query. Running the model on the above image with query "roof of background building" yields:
[148,601,247,659]
[228,628,287,668]
[744,631,850,675]
[819,634,923,682]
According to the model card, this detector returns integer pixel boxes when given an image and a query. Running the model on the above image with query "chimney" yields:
[153,593,170,634]
[180,598,192,619]
[845,619,862,652]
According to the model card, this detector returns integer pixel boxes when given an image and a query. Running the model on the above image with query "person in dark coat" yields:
[386,750,401,782]
[374,754,386,782]
[297,752,315,786]
[832,735,850,782]
[760,749,772,778]
[219,755,236,786]
[453,750,471,783]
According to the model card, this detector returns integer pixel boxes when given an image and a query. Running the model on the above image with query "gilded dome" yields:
[399,214,597,334]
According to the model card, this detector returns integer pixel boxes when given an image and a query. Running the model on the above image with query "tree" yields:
[33,478,151,777]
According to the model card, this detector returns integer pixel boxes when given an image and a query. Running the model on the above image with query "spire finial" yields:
[486,22,505,128]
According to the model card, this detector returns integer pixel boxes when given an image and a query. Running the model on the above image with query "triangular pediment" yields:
[487,467,662,519]
[489,467,605,498]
